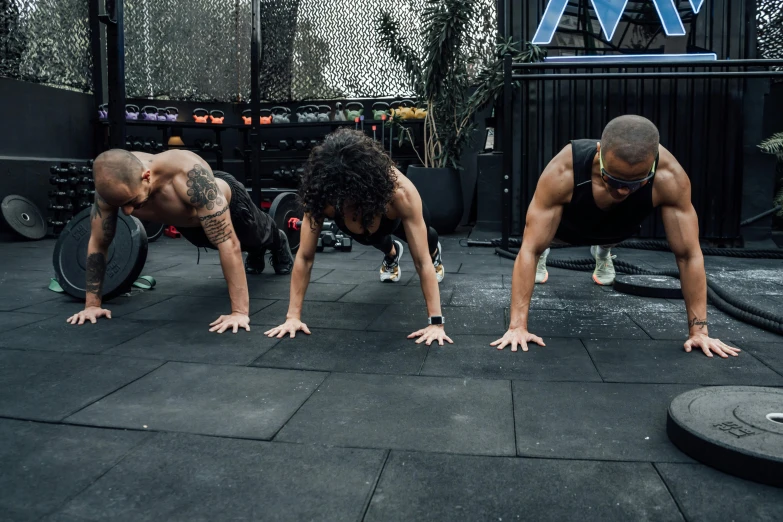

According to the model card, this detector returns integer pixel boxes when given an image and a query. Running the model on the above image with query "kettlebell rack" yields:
[47,161,95,237]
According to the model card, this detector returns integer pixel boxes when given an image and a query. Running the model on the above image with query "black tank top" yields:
[333,210,401,243]
[554,139,655,246]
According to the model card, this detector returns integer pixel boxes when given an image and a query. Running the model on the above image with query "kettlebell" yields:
[156,107,168,121]
[98,103,108,119]
[395,99,416,120]
[344,102,363,121]
[259,108,273,124]
[271,106,291,124]
[209,110,225,124]
[316,105,331,122]
[413,101,427,119]
[125,104,139,120]
[372,101,390,121]
[140,105,158,121]
[165,107,179,121]
[333,102,347,121]
[193,108,209,123]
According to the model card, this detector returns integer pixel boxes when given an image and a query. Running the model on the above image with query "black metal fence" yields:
[504,0,780,242]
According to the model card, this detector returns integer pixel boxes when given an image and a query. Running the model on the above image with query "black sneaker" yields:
[380,239,403,282]
[270,230,294,275]
[245,250,266,274]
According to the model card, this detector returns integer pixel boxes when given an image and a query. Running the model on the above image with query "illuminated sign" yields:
[532,0,706,45]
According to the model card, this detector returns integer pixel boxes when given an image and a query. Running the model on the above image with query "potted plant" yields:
[378,0,545,233]
[758,132,783,230]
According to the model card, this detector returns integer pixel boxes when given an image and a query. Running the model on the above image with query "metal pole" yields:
[501,53,512,251]
[250,0,261,206]
[88,0,105,155]
[512,71,783,80]
[103,0,125,150]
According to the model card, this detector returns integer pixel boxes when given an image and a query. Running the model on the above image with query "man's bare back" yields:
[125,150,233,229]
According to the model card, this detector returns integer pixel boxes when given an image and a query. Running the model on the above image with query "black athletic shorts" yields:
[177,171,278,253]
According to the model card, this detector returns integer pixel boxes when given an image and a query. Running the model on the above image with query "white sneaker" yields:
[380,240,404,282]
[535,249,549,284]
[432,241,445,283]
[590,245,617,285]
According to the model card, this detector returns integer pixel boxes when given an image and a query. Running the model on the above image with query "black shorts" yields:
[177,171,278,253]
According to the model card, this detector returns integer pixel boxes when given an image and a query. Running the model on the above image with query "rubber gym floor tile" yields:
[521,310,650,339]
[314,268,414,285]
[250,301,387,331]
[65,362,326,439]
[583,339,783,385]
[367,304,506,335]
[0,311,53,333]
[0,350,162,421]
[250,279,356,302]
[420,335,602,382]
[656,463,783,522]
[0,281,62,311]
[708,271,783,295]
[104,322,282,365]
[0,419,149,522]
[734,341,783,376]
[512,381,696,462]
[407,271,502,290]
[12,290,176,317]
[629,311,783,343]
[450,285,566,310]
[54,433,385,522]
[752,295,783,316]
[276,372,515,455]
[0,316,158,354]
[139,275,227,297]
[365,452,682,522]
[124,295,275,322]
[555,291,684,314]
[312,257,386,272]
[252,329,428,375]
[338,281,455,306]
[456,260,514,275]
[143,262,229,278]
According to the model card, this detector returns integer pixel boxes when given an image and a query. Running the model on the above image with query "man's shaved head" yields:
[93,149,145,203]
[601,115,659,166]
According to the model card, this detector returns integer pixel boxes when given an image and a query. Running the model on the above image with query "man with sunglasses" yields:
[493,115,740,359]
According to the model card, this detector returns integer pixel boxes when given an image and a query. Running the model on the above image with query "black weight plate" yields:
[667,386,783,488]
[52,207,148,301]
[269,192,302,253]
[142,220,165,242]
[614,274,682,299]
[1,195,46,240]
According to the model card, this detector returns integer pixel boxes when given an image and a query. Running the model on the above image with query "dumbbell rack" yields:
[48,162,95,237]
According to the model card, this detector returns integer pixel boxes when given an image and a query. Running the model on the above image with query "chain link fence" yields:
[1,1,780,99]
[0,0,92,92]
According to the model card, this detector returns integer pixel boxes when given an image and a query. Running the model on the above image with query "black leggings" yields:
[177,171,279,253]
[343,203,439,258]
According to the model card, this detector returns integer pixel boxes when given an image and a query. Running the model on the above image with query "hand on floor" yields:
[491,327,545,352]
[209,312,251,334]
[408,325,453,346]
[67,306,112,325]
[684,334,741,358]
[265,318,311,339]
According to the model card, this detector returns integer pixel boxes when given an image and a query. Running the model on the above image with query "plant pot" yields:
[406,165,463,234]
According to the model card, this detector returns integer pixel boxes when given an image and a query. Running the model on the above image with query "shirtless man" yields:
[492,115,740,358]
[66,148,294,333]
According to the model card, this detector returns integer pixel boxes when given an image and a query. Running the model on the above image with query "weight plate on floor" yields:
[269,192,302,253]
[52,207,148,301]
[667,386,783,488]
[1,195,46,240]
[613,274,682,299]
[142,220,165,242]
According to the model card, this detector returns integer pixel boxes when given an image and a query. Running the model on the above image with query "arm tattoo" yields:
[688,317,707,330]
[85,253,106,296]
[202,211,233,246]
[102,212,118,242]
[91,193,104,221]
[186,164,224,210]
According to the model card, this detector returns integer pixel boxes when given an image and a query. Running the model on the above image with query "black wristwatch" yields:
[428,316,445,325]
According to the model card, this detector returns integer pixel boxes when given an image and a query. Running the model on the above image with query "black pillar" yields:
[103,0,126,150]
[250,0,261,206]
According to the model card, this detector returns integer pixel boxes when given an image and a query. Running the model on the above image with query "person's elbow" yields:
[216,236,242,256]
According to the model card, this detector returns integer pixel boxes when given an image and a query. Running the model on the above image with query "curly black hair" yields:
[299,128,397,233]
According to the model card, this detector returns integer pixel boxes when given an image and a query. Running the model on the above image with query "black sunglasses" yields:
[599,151,657,192]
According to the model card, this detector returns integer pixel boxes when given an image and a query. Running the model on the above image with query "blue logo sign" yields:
[532,0,706,45]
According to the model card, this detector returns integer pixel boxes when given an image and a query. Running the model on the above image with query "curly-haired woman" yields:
[265,128,451,346]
